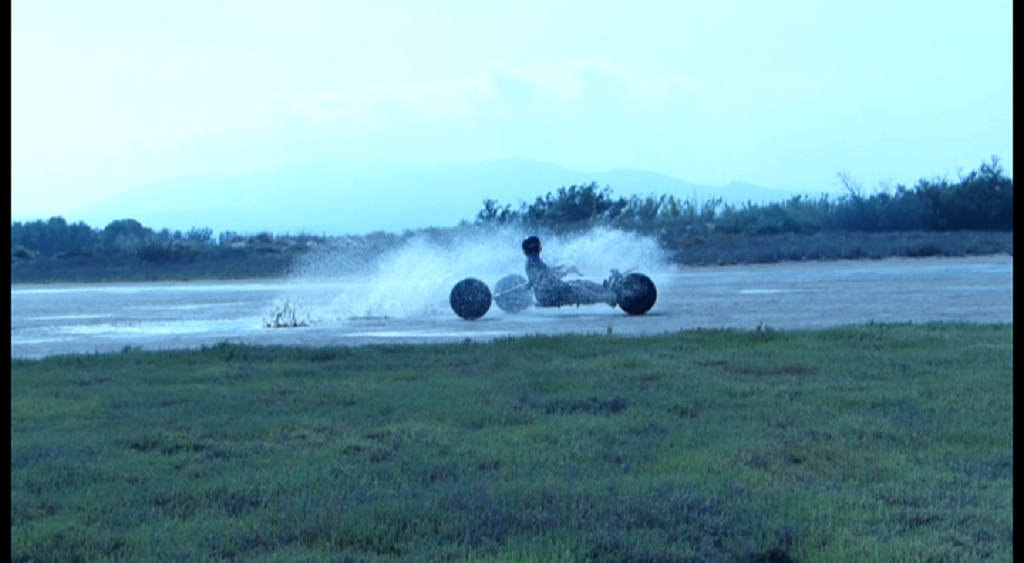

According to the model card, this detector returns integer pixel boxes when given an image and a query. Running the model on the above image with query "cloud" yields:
[80,59,732,179]
[486,69,540,110]
[12,0,1012,219]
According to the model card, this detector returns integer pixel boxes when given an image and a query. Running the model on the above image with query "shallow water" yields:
[11,255,1012,359]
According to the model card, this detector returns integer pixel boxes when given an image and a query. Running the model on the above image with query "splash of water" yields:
[276,225,671,321]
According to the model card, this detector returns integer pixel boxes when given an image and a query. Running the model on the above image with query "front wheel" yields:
[615,273,657,316]
[493,274,532,313]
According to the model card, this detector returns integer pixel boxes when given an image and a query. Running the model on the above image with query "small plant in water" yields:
[264,301,313,328]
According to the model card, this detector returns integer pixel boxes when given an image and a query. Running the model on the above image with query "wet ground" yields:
[11,256,1013,359]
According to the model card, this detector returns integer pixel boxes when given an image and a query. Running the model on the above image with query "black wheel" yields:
[450,278,492,320]
[493,274,532,313]
[615,273,657,316]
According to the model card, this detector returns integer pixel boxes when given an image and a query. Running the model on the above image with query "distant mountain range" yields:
[62,158,835,236]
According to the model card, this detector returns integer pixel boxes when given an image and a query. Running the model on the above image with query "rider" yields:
[521,235,618,308]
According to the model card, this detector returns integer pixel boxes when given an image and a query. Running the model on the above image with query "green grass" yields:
[11,323,1013,562]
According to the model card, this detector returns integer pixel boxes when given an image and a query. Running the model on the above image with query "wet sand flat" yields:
[11,256,1013,359]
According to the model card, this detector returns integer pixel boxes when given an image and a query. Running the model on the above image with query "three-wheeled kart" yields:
[449,270,657,320]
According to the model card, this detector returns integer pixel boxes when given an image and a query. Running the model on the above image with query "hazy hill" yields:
[65,159,827,236]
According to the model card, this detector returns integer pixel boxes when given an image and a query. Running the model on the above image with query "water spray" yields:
[272,225,671,322]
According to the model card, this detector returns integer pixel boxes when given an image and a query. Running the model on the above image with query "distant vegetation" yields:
[478,156,1013,234]
[11,157,1013,283]
[475,156,1013,263]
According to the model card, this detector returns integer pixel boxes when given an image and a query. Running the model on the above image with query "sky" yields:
[12,0,1013,222]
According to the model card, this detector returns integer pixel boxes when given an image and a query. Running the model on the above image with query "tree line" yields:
[10,218,333,282]
[474,156,1013,237]
[10,218,330,263]
[11,156,1012,281]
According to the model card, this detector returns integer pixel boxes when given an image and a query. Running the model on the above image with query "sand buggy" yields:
[449,269,657,320]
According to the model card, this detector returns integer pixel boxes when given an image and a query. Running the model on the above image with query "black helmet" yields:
[522,235,541,255]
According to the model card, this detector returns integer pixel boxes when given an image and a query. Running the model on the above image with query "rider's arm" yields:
[552,265,581,278]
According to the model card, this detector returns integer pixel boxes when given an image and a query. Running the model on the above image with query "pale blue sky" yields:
[12,0,1013,220]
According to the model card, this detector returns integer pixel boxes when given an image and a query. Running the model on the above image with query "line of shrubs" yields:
[475,156,1012,236]
[11,157,1013,282]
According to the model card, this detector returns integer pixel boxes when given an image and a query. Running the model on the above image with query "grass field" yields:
[11,323,1013,562]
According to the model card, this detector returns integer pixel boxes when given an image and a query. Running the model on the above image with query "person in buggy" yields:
[521,235,620,308]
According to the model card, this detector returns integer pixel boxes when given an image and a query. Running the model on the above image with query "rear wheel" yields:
[615,273,657,316]
[493,274,532,313]
[449,278,492,320]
